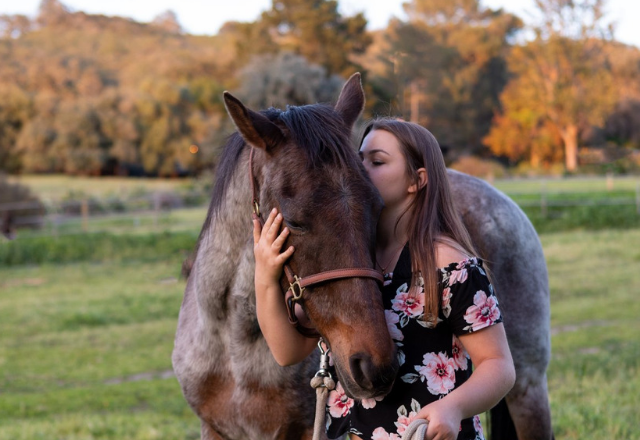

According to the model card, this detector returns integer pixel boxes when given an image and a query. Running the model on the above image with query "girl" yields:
[253,119,515,440]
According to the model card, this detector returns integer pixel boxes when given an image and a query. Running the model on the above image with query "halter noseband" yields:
[249,147,384,338]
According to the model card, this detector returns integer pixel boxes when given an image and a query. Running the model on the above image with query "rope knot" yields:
[310,375,335,390]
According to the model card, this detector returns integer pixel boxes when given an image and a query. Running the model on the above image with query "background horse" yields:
[173,74,553,440]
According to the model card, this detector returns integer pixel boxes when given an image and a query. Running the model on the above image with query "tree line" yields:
[0,0,639,177]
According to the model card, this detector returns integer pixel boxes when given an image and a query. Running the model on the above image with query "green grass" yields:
[0,231,198,266]
[1,228,639,439]
[541,228,640,440]
[493,175,640,194]
[0,257,200,440]
[5,175,197,203]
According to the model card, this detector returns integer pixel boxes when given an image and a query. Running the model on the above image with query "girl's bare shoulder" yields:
[434,240,470,268]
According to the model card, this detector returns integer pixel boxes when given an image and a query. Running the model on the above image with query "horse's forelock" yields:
[276,104,359,170]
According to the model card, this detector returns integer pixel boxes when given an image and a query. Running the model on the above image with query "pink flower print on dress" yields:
[448,266,468,285]
[371,427,401,440]
[394,399,422,436]
[327,381,354,418]
[473,415,483,434]
[441,287,452,318]
[361,394,384,409]
[463,290,501,332]
[385,310,404,341]
[391,283,424,321]
[451,335,469,371]
[416,352,456,395]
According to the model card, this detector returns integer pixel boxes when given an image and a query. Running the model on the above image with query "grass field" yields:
[5,175,202,202]
[9,173,640,201]
[1,226,639,439]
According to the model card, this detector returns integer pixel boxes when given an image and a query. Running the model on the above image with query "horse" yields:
[172,73,553,440]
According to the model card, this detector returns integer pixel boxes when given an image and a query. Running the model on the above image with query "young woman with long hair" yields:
[254,118,515,440]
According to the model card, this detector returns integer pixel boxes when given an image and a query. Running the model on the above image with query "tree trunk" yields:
[560,124,579,172]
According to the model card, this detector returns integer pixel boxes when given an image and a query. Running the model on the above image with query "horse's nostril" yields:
[349,353,375,389]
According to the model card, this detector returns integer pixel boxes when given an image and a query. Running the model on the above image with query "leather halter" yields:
[249,147,384,338]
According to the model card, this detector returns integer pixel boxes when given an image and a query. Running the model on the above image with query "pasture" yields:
[1,175,639,439]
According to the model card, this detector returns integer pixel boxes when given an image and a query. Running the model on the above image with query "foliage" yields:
[484,0,621,172]
[449,155,508,179]
[0,173,45,234]
[1,0,231,176]
[237,51,345,109]
[374,0,522,157]
[259,0,371,77]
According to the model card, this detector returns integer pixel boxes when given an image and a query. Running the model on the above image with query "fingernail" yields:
[272,208,277,214]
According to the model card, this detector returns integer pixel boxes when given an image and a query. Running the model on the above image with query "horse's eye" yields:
[285,219,306,234]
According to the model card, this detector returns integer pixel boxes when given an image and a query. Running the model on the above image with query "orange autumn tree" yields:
[484,0,617,171]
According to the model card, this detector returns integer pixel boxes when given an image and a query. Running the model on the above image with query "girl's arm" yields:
[254,208,318,366]
[417,323,515,440]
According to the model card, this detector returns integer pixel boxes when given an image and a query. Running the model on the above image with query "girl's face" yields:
[359,129,415,209]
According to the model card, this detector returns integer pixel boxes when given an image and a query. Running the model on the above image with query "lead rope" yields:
[310,338,335,440]
[401,419,429,440]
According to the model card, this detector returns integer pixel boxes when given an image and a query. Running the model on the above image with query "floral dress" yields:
[325,246,502,440]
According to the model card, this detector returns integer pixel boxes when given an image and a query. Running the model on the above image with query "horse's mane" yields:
[193,103,359,252]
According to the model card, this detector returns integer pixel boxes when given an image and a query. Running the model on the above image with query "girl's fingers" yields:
[272,227,289,248]
[266,213,283,240]
[276,246,295,263]
[252,218,261,245]
[262,208,277,235]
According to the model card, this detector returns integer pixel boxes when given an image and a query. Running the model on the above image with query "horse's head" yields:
[224,74,398,399]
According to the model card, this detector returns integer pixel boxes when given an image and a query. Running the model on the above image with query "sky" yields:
[0,0,638,48]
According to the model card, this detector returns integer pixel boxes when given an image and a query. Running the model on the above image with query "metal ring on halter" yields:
[289,275,305,301]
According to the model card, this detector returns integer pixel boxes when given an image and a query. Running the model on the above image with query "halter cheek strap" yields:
[249,147,384,338]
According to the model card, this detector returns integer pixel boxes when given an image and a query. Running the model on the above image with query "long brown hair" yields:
[360,118,478,326]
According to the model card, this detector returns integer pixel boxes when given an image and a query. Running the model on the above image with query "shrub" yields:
[449,156,508,180]
[0,174,45,237]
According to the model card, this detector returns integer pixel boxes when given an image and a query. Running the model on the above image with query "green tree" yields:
[380,0,521,156]
[237,51,344,109]
[260,0,371,77]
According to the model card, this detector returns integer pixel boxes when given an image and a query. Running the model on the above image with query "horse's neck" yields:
[193,152,254,327]
[191,150,306,386]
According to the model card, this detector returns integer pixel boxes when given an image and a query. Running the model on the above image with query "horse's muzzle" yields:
[348,350,399,398]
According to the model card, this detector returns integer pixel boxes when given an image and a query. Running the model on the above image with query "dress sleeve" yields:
[442,263,503,335]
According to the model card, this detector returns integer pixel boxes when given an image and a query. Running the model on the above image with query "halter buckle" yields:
[253,199,260,217]
[289,275,305,301]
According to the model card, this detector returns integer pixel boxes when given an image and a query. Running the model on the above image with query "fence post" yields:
[541,180,547,218]
[154,193,160,228]
[81,199,89,232]
[606,172,614,191]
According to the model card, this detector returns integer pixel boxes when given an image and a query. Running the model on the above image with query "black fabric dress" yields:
[325,246,503,440]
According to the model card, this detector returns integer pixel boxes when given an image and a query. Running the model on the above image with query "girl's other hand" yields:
[253,208,294,290]
[416,398,462,440]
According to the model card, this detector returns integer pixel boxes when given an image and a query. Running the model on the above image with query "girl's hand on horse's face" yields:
[416,398,463,440]
[253,208,295,287]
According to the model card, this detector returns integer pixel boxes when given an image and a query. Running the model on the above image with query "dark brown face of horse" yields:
[224,73,399,399]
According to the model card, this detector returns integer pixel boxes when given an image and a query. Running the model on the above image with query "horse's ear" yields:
[223,92,285,151]
[334,72,365,129]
